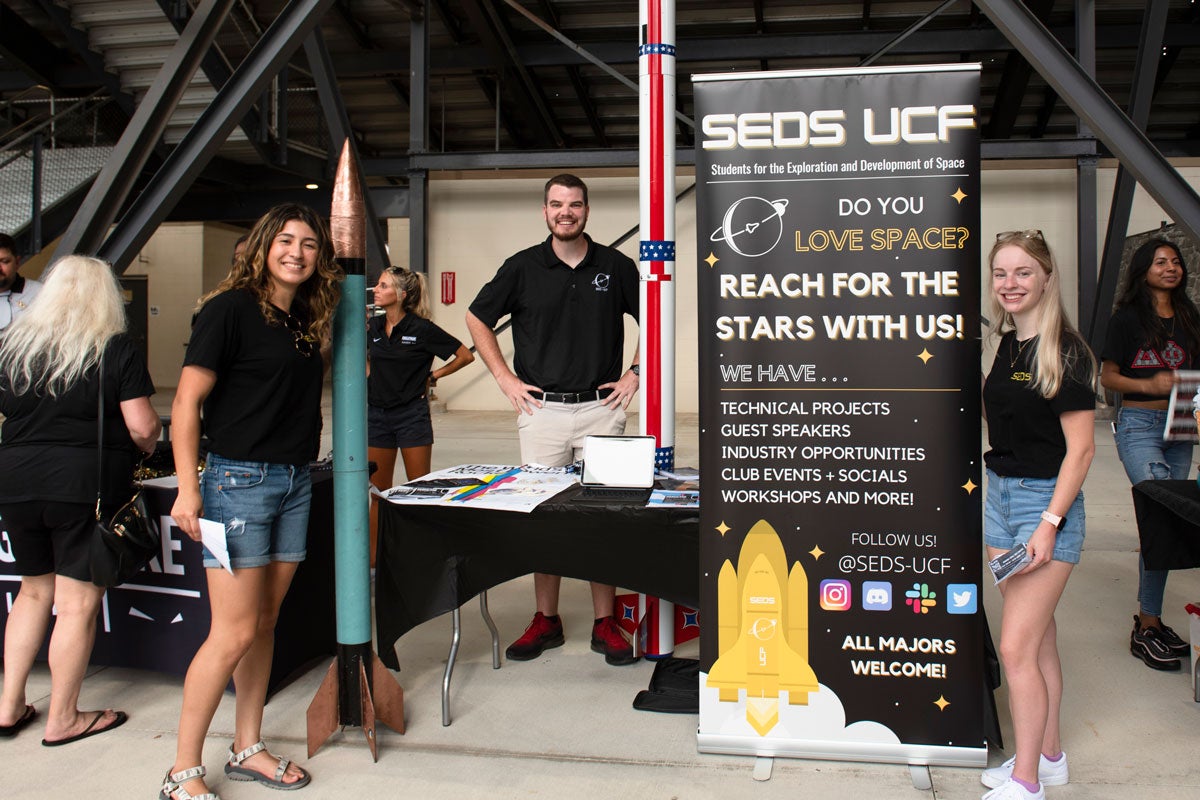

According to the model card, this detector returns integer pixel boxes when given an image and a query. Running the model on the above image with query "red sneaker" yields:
[505,612,565,661]
[591,616,638,666]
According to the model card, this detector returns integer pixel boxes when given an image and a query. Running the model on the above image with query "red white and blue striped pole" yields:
[637,0,676,659]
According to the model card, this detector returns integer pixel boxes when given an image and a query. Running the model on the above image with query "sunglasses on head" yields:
[995,229,1045,242]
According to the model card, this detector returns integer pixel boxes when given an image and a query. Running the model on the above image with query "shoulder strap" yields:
[95,349,105,521]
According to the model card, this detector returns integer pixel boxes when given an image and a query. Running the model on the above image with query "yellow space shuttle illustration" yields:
[706,519,819,735]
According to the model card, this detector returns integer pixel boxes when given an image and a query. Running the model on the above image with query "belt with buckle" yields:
[532,388,613,404]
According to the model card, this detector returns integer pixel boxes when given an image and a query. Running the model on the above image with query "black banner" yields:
[694,65,984,764]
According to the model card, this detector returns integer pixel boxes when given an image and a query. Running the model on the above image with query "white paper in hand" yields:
[988,543,1031,585]
[199,518,234,574]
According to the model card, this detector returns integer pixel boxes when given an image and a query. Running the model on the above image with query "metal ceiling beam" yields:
[167,186,408,222]
[859,0,957,67]
[329,23,1200,75]
[1090,0,1171,351]
[303,29,391,275]
[974,1,1200,245]
[97,0,339,272]
[334,0,411,112]
[531,0,607,146]
[984,0,1055,140]
[408,7,429,274]
[0,5,60,85]
[1075,0,1098,329]
[57,0,237,259]
[466,0,562,148]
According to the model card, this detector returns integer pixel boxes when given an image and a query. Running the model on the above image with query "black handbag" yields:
[89,352,160,588]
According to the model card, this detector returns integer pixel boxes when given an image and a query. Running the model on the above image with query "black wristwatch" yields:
[629,364,640,377]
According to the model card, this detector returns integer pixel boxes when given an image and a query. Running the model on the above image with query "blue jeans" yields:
[984,470,1086,564]
[1113,406,1193,617]
[200,453,312,569]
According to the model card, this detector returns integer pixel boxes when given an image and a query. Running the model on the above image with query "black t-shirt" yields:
[468,234,639,393]
[185,289,323,466]
[983,332,1096,478]
[1101,305,1198,401]
[367,313,462,408]
[0,333,155,506]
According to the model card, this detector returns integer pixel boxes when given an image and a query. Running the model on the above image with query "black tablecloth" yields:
[1132,479,1200,570]
[375,486,699,670]
[0,470,337,696]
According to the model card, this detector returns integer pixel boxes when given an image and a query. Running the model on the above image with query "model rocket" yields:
[307,139,405,760]
[636,0,679,660]
[706,519,819,736]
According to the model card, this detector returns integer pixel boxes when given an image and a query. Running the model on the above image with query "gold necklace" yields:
[1009,335,1033,369]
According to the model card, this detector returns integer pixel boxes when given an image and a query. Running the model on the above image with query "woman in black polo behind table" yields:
[367,266,473,565]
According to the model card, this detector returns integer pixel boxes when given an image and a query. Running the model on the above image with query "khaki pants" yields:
[517,400,626,467]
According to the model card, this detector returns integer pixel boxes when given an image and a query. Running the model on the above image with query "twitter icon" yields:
[946,584,977,615]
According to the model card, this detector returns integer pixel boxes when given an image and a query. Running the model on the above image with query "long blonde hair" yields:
[199,203,342,341]
[988,231,1096,398]
[0,254,128,396]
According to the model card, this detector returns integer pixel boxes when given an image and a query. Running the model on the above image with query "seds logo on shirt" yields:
[1010,371,1032,382]
[591,273,610,292]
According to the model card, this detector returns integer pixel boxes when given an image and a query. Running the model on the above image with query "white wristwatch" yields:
[1040,510,1065,530]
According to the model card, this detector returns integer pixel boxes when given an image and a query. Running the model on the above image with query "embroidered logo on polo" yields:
[401,335,417,345]
[592,273,611,291]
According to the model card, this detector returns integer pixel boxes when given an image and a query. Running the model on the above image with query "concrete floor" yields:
[3,404,1199,799]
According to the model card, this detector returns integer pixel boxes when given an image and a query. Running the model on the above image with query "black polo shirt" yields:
[983,332,1096,478]
[469,234,639,392]
[368,313,462,408]
[185,289,323,466]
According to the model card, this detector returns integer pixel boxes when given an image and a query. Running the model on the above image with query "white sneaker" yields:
[981,752,1069,788]
[982,778,1045,800]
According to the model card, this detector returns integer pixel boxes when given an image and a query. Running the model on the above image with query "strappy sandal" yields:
[160,765,220,800]
[224,741,311,790]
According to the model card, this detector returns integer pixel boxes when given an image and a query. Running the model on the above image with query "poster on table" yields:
[694,64,984,766]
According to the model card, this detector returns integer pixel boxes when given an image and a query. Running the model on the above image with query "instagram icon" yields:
[819,579,852,611]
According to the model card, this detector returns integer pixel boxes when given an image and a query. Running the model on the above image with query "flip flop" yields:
[0,704,38,738]
[41,710,128,747]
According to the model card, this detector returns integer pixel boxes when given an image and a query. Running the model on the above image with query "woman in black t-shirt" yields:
[0,255,159,745]
[163,204,341,800]
[367,266,473,565]
[980,231,1096,799]
[1099,239,1197,670]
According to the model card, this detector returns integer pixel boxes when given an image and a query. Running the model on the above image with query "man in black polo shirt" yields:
[466,173,642,666]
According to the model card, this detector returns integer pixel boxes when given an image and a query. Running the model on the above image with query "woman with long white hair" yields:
[0,255,160,744]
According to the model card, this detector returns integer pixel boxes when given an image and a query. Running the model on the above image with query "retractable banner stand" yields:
[694,65,985,766]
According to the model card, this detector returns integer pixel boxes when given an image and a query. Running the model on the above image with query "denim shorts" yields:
[984,469,1086,564]
[200,453,312,569]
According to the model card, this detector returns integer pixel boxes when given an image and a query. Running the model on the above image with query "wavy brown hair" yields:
[199,203,342,341]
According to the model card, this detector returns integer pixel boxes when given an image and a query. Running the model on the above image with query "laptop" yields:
[575,435,657,503]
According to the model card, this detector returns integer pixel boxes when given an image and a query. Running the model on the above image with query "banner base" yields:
[696,733,986,768]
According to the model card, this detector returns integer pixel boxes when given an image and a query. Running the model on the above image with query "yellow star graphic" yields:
[716,521,731,536]
[951,188,967,204]
[934,695,950,711]
[917,348,933,364]
[961,479,978,494]
[809,544,824,561]
[704,251,720,268]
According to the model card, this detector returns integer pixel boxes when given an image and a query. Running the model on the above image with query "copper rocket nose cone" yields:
[331,138,366,260]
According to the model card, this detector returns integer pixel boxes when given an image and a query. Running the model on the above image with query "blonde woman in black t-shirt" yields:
[163,204,341,800]
[979,231,1096,800]
[366,266,473,566]
[1099,239,1198,670]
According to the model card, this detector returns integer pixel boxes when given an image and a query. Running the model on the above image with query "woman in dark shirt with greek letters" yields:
[1099,239,1198,670]
[367,266,473,565]
[980,231,1096,800]
[162,204,341,800]
[0,255,159,746]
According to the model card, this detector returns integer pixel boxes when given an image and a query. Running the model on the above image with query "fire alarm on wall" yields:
[441,271,456,305]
